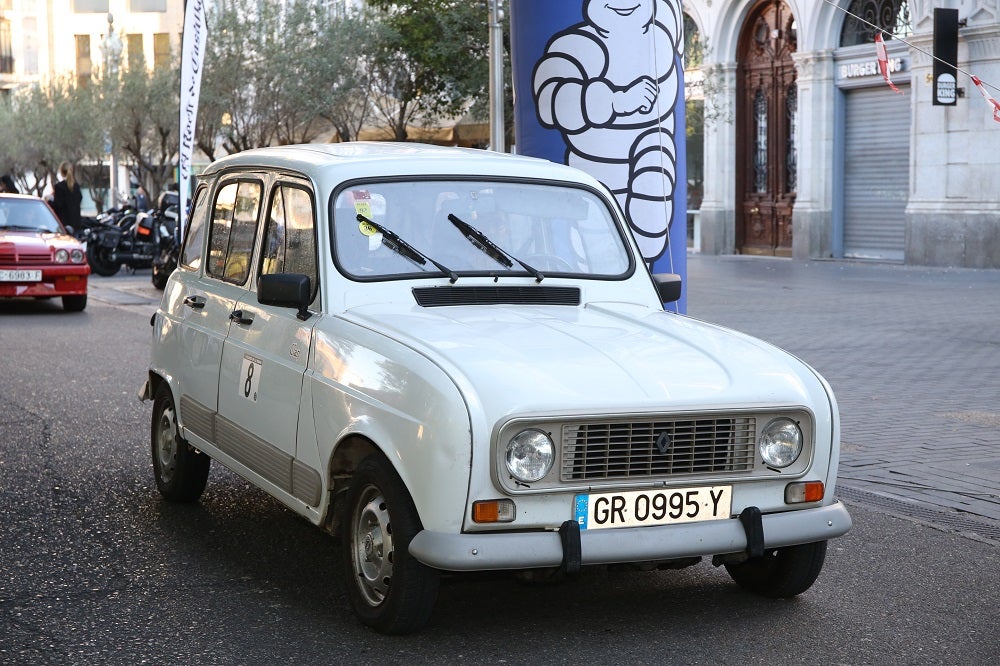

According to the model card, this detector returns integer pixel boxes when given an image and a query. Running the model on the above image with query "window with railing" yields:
[153,33,171,70]
[0,19,12,75]
[840,0,911,46]
[129,0,167,11]
[73,0,110,13]
[127,33,144,70]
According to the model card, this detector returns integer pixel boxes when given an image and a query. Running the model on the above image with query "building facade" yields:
[684,0,1000,268]
[0,0,183,95]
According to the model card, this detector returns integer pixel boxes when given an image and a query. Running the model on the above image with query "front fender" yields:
[308,320,474,534]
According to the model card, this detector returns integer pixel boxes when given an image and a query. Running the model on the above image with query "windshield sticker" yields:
[351,190,382,250]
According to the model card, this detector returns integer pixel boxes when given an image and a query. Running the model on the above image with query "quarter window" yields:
[260,184,318,300]
[180,186,209,270]
[207,180,262,284]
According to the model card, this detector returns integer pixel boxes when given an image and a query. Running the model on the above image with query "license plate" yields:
[574,485,732,530]
[0,269,42,282]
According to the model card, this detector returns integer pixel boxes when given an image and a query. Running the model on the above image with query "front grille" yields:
[0,250,52,265]
[561,416,756,481]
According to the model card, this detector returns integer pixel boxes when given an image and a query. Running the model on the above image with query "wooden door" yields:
[736,0,797,256]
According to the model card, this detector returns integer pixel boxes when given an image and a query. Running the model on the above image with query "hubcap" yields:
[352,486,393,607]
[156,405,178,483]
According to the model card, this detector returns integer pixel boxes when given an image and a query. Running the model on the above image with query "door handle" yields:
[229,310,254,325]
[750,206,760,215]
[183,295,206,309]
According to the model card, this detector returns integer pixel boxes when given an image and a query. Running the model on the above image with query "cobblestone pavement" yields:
[686,255,1000,544]
[90,258,1000,545]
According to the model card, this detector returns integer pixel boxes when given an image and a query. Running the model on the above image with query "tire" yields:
[339,454,439,634]
[86,243,122,277]
[151,264,169,290]
[724,540,828,598]
[151,384,210,502]
[61,294,87,312]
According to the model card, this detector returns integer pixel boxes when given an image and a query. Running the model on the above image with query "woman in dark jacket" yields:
[51,161,82,230]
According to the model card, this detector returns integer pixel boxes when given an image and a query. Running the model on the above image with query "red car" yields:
[0,194,90,311]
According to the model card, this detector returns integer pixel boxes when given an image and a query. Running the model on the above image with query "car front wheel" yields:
[151,383,209,502]
[724,540,827,598]
[62,294,87,312]
[339,454,439,634]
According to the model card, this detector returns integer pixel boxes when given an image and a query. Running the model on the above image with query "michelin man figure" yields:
[533,0,682,264]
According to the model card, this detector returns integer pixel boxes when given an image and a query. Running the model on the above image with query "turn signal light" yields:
[785,481,825,504]
[472,499,516,523]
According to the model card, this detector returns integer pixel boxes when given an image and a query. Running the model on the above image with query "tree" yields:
[364,0,493,141]
[109,57,180,201]
[0,77,107,204]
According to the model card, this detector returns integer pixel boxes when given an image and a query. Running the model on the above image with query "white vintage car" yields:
[141,143,851,634]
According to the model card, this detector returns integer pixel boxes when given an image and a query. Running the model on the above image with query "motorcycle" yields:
[83,193,178,279]
[150,192,181,290]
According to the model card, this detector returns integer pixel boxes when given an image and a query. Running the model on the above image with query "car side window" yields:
[179,187,209,270]
[260,184,318,300]
[207,180,262,285]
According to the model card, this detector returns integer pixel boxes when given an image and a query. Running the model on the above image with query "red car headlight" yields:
[70,248,85,263]
[55,249,69,264]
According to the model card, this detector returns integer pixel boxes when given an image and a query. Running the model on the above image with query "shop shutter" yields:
[843,85,911,261]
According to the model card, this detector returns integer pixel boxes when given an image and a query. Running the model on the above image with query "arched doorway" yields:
[736,0,797,256]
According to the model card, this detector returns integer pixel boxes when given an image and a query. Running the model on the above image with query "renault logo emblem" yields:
[654,431,672,454]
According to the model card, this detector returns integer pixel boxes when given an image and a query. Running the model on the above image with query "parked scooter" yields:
[83,193,178,278]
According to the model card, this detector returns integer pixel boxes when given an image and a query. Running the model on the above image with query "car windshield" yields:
[0,198,62,233]
[331,180,632,280]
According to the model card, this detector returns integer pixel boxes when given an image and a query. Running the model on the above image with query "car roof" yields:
[200,142,604,190]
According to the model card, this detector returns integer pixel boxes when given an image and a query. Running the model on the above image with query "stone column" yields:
[791,49,837,260]
[698,61,738,255]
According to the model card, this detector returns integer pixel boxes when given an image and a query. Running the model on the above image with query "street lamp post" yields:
[101,13,122,208]
[488,0,505,152]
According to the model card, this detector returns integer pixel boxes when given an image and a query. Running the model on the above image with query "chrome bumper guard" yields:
[408,501,852,572]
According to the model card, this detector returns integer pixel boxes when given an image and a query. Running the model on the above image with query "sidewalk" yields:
[686,255,1000,544]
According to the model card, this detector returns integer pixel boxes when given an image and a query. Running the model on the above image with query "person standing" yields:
[0,174,17,193]
[51,161,82,230]
[135,185,149,212]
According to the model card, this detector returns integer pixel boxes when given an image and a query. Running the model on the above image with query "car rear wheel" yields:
[151,383,209,502]
[339,454,439,634]
[62,294,87,312]
[724,540,827,598]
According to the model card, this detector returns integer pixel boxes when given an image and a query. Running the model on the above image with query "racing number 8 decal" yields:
[240,353,262,403]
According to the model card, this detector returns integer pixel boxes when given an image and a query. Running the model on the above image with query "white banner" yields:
[178,0,207,242]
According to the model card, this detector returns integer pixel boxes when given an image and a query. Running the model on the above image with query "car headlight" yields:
[55,249,69,263]
[70,248,85,263]
[759,417,803,468]
[505,429,554,483]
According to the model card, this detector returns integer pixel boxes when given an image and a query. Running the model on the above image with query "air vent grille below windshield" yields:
[412,286,581,307]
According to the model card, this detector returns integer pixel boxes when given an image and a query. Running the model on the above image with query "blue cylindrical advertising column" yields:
[510,0,687,312]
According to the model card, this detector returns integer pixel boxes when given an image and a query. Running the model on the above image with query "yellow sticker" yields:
[359,219,377,237]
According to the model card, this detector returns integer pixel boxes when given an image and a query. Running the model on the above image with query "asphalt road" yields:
[0,268,997,665]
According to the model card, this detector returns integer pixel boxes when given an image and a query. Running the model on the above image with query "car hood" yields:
[0,231,81,251]
[343,302,825,417]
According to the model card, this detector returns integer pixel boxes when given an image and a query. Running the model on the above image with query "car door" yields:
[165,177,264,447]
[216,180,321,505]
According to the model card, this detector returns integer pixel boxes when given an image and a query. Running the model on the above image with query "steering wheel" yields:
[521,253,575,273]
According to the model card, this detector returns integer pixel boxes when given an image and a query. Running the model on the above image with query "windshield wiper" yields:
[356,213,457,283]
[447,213,544,283]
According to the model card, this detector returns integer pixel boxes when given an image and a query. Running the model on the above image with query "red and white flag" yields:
[875,32,902,94]
[971,75,1000,123]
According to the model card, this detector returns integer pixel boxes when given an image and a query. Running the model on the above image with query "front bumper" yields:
[408,501,851,572]
[0,266,89,297]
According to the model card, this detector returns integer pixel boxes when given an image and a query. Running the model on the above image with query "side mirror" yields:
[258,273,312,321]
[652,273,682,304]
